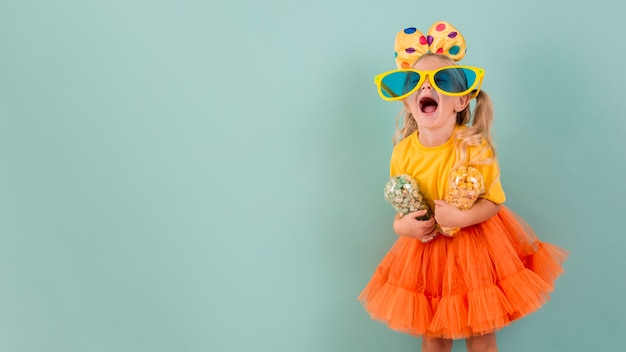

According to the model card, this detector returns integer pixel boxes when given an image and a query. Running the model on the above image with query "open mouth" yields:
[419,97,438,114]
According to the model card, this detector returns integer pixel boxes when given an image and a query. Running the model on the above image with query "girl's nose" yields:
[421,80,432,90]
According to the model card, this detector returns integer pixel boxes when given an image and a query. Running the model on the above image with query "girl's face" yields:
[404,56,469,132]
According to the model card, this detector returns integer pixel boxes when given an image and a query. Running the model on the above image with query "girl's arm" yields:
[433,198,501,228]
[393,210,438,241]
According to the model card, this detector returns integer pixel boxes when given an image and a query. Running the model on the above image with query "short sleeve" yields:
[389,147,403,177]
[470,143,506,204]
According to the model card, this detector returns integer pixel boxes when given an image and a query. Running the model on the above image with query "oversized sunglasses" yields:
[374,66,485,101]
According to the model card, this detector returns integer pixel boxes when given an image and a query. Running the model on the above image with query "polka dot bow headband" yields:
[394,21,467,69]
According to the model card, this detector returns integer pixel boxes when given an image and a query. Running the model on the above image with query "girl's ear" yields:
[456,95,471,112]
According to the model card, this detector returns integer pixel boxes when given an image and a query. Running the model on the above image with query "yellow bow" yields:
[394,21,467,69]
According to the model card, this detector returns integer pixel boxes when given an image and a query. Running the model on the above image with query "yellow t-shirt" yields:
[390,128,506,210]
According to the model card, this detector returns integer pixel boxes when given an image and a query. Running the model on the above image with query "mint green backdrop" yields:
[1,1,624,351]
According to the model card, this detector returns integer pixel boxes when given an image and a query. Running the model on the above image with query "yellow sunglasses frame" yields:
[374,66,485,101]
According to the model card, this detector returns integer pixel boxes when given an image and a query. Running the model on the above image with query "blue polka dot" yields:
[394,52,398,58]
[448,45,460,55]
[404,27,417,34]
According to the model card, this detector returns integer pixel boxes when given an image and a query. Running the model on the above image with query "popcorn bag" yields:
[439,166,485,236]
[384,174,432,220]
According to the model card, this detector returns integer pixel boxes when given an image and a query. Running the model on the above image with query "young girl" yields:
[358,21,568,352]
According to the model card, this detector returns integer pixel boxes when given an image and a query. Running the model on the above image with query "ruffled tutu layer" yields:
[358,206,568,339]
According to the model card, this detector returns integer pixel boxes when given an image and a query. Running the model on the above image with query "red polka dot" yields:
[436,47,443,53]
[419,35,427,45]
[436,23,446,31]
[401,62,410,68]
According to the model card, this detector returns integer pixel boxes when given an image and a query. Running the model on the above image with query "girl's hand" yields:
[392,210,437,242]
[433,200,465,228]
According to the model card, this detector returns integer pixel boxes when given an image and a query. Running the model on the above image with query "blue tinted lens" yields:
[380,71,421,98]
[434,68,477,93]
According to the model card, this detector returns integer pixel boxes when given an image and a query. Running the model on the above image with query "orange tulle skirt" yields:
[358,206,568,339]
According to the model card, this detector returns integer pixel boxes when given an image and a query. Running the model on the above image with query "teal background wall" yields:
[1,1,624,351]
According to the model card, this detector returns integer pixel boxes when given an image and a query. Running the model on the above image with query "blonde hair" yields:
[392,53,496,167]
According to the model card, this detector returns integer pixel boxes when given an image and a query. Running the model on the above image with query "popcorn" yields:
[384,174,432,220]
[439,166,485,236]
